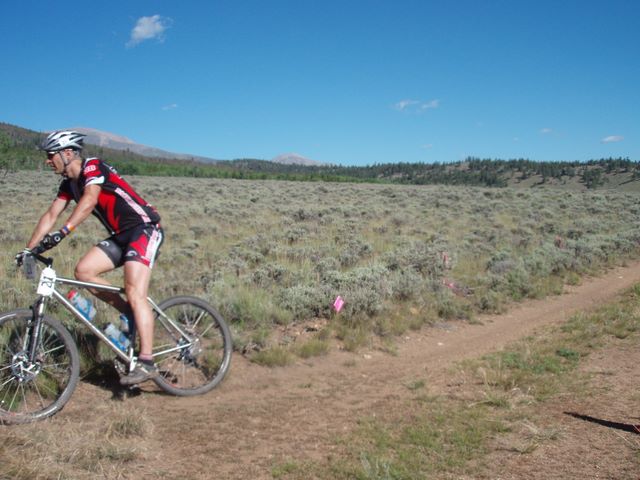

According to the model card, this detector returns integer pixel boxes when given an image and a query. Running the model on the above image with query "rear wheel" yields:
[152,296,232,396]
[0,309,80,424]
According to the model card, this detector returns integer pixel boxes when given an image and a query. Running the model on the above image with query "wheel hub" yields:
[176,338,202,362]
[10,351,41,382]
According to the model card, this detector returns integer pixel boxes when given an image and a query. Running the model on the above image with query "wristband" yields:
[61,223,75,236]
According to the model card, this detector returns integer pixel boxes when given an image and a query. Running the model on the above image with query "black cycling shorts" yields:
[97,224,164,269]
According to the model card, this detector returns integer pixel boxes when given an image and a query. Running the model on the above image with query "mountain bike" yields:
[0,249,232,424]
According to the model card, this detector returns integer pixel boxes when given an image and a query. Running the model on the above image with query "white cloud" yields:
[162,103,178,111]
[540,128,553,134]
[601,135,624,143]
[127,15,171,47]
[420,99,440,110]
[394,99,440,113]
[394,99,420,111]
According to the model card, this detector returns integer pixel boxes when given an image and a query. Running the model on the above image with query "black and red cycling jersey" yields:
[57,157,161,235]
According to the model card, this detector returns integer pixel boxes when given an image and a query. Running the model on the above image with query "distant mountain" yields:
[272,152,325,166]
[71,127,219,163]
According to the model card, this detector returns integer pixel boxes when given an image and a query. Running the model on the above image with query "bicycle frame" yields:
[31,258,194,366]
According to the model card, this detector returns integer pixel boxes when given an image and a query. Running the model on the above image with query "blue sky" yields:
[1,1,638,166]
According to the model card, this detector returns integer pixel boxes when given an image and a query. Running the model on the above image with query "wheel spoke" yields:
[190,309,207,330]
[1,375,16,390]
[10,382,22,414]
[29,377,47,411]
[40,342,67,357]
[0,364,14,374]
[198,322,215,338]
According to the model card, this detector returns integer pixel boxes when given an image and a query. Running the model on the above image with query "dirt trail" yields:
[62,262,640,478]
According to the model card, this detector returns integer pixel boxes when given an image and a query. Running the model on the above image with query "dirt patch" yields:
[7,262,640,479]
[480,340,640,480]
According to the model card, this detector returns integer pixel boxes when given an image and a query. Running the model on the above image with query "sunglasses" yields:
[46,151,59,159]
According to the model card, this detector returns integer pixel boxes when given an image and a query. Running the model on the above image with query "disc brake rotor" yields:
[10,351,41,382]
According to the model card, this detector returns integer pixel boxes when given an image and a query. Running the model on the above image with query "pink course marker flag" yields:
[333,295,345,313]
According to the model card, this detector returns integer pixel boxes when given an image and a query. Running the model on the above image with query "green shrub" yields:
[278,284,332,321]
[390,269,423,301]
[250,346,294,367]
[295,337,330,358]
[213,281,293,328]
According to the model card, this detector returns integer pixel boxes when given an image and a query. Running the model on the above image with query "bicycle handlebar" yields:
[16,242,56,280]
[25,238,54,265]
[19,247,53,269]
[30,250,53,267]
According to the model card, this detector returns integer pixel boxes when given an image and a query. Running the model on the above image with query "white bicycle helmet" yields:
[41,130,86,152]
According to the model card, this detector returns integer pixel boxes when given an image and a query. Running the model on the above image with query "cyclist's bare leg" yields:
[74,247,131,314]
[123,260,154,357]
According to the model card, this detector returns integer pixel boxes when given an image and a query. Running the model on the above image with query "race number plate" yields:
[37,266,57,296]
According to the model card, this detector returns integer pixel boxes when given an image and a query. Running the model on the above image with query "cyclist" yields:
[16,130,164,385]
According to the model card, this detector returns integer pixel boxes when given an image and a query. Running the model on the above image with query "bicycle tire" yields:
[0,309,80,424]
[152,296,232,396]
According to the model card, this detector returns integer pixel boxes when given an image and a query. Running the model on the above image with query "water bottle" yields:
[104,323,131,352]
[118,313,133,334]
[67,290,97,322]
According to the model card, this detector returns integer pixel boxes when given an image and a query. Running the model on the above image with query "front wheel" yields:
[0,309,80,424]
[152,296,232,396]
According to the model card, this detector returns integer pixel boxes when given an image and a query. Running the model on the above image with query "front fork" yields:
[26,296,47,363]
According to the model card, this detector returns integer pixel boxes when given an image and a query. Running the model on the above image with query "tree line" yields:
[1,122,637,189]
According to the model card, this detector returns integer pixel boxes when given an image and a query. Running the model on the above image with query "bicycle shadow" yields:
[74,333,167,400]
[565,411,640,435]
[82,361,143,400]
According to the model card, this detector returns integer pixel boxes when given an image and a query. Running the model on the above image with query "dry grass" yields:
[0,402,152,479]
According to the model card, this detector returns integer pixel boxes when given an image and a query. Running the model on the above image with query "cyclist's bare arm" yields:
[27,197,70,249]
[26,185,101,249]
[61,184,100,232]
